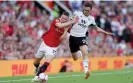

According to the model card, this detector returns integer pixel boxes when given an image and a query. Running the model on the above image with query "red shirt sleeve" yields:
[53,18,60,26]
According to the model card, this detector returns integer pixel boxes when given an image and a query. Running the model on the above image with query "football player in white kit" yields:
[69,2,113,79]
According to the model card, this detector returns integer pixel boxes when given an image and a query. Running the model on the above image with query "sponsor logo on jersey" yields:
[78,19,87,28]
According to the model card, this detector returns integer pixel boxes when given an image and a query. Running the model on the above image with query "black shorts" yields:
[69,35,87,53]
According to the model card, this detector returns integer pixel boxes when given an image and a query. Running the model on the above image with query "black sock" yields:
[34,63,40,68]
[36,62,49,76]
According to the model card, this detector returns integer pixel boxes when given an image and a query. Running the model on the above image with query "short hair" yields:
[84,2,93,9]
[62,11,69,16]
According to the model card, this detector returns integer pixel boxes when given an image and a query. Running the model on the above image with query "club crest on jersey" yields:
[55,19,60,23]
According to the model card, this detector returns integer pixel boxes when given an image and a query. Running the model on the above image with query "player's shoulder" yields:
[54,18,60,23]
[74,10,82,13]
[88,15,95,20]
[73,10,82,15]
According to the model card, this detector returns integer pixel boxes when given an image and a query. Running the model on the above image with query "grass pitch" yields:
[0,68,133,83]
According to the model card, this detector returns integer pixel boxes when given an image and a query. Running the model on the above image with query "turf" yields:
[0,68,133,83]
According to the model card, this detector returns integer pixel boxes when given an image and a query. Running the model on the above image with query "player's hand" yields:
[72,16,79,24]
[107,32,115,35]
[60,34,66,41]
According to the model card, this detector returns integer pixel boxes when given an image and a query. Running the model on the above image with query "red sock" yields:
[36,62,49,76]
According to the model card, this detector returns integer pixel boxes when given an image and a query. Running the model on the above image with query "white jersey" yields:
[70,11,97,37]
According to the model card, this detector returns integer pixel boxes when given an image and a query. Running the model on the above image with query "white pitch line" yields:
[0,71,132,83]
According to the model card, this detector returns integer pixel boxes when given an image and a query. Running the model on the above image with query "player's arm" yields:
[56,17,78,28]
[64,27,69,35]
[59,27,70,40]
[91,17,113,35]
[95,26,114,35]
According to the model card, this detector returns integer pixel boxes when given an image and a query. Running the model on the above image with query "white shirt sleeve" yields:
[73,11,78,16]
[70,11,78,20]
[91,17,97,26]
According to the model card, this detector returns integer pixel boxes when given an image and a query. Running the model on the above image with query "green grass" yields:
[0,68,133,83]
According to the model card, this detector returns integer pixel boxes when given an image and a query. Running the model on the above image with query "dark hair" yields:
[84,2,93,9]
[62,12,69,16]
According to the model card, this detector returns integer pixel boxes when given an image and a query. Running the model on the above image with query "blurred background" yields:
[0,1,133,77]
[0,1,133,60]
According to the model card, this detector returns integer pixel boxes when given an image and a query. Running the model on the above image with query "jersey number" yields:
[52,50,57,56]
[81,19,86,24]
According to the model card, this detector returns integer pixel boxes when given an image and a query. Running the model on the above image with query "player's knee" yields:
[45,53,55,62]
[72,54,78,61]
[33,61,38,65]
[45,53,55,57]
[33,58,41,65]
[72,55,78,61]
[73,57,78,61]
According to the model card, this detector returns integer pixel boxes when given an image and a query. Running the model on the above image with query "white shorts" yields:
[36,42,58,58]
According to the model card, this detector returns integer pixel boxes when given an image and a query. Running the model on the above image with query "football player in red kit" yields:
[32,12,78,82]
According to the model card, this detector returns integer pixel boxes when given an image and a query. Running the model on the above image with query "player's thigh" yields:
[35,42,46,59]
[79,45,88,56]
[69,35,79,53]
[44,55,55,62]
[44,46,57,62]
[44,52,56,63]
[77,37,88,55]
[69,42,79,60]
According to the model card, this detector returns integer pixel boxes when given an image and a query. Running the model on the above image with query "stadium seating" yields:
[0,1,133,60]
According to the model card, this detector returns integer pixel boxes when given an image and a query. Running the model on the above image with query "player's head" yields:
[60,12,69,23]
[83,2,92,16]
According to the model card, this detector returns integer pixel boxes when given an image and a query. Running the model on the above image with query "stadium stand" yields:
[0,1,133,60]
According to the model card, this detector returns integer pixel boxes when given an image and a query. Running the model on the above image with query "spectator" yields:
[0,1,133,60]
[60,60,73,72]
[68,0,82,12]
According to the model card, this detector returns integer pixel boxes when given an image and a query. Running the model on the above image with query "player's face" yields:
[83,7,91,16]
[60,15,69,23]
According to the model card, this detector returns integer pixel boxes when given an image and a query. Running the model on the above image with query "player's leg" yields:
[79,45,90,79]
[71,51,82,61]
[69,35,79,61]
[32,42,46,82]
[36,53,55,76]
[33,57,42,73]
[35,43,57,76]
[32,51,56,82]
[71,52,78,61]
[33,42,46,74]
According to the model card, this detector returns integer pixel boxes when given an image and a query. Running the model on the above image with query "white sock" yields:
[82,60,89,73]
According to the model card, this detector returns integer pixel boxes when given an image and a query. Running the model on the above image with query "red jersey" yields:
[42,18,65,47]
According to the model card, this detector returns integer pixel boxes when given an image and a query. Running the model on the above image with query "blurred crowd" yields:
[0,1,133,60]
[0,1,51,60]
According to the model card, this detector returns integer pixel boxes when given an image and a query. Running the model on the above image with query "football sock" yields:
[83,60,89,73]
[36,62,49,76]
